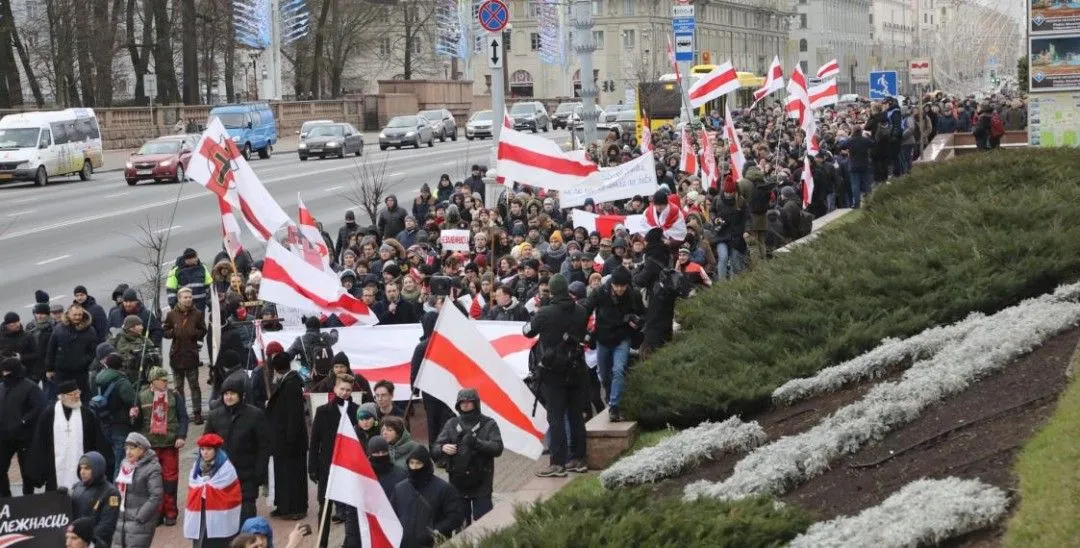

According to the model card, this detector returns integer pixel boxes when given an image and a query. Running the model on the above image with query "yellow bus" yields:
[636,66,763,140]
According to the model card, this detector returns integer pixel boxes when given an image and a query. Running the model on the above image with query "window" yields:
[39,130,51,148]
[50,121,68,145]
[530,32,541,51]
[591,0,601,16]
[800,14,807,28]
[924,13,927,23]
[504,31,511,51]
[379,37,391,56]
[799,60,808,75]
[593,30,604,50]
[622,0,633,16]
[413,36,422,54]
[528,0,541,17]
[799,38,807,52]
[622,29,635,48]
[869,13,873,24]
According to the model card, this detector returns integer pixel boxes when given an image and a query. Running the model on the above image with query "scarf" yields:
[150,389,169,435]
[53,401,83,490]
[116,458,137,510]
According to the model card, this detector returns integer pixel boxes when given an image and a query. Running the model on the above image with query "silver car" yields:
[298,123,363,160]
[379,115,435,150]
[465,110,494,140]
[419,108,458,142]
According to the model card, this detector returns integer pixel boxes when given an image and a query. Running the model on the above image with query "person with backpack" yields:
[632,228,681,358]
[435,388,504,525]
[131,366,188,526]
[579,266,644,422]
[286,316,338,385]
[91,354,136,477]
[110,316,160,386]
[978,104,1005,150]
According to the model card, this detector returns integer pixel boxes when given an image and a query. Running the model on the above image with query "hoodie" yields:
[377,194,408,240]
[434,388,504,497]
[240,517,274,548]
[71,451,121,545]
[0,358,43,440]
[389,445,465,548]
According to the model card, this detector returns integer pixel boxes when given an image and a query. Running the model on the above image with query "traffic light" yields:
[702,51,711,65]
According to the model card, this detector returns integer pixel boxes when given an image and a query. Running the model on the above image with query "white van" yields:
[0,108,104,186]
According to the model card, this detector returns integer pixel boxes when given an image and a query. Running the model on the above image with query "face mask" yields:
[408,465,428,482]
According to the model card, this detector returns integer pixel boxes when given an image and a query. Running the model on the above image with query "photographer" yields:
[523,274,591,478]
[579,266,644,422]
[285,316,338,384]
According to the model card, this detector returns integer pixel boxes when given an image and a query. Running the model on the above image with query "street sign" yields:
[672,5,694,17]
[478,0,509,33]
[144,73,158,95]
[672,17,694,34]
[674,34,693,62]
[488,33,503,69]
[672,4,694,63]
[869,70,898,100]
[909,58,932,85]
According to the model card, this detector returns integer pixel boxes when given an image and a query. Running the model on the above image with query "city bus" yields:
[636,65,764,139]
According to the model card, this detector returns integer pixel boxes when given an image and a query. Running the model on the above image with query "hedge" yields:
[624,149,1080,428]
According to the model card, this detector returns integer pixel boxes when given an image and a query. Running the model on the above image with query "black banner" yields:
[0,492,72,547]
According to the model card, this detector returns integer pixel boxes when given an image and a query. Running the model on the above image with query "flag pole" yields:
[316,440,337,545]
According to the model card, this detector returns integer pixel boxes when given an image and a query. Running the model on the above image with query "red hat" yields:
[721,174,737,194]
[197,433,225,448]
[265,341,284,357]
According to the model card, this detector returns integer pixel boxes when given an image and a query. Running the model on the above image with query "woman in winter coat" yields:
[112,433,163,548]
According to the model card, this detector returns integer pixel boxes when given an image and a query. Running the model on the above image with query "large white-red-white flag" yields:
[816,58,840,80]
[496,125,599,189]
[785,65,810,124]
[640,115,653,153]
[189,118,292,242]
[259,240,379,326]
[699,128,718,190]
[217,196,244,262]
[723,104,746,182]
[326,410,403,548]
[495,109,515,186]
[415,303,548,459]
[801,155,815,208]
[642,194,688,243]
[809,79,839,110]
[678,127,698,175]
[687,61,740,109]
[753,56,785,105]
[183,455,242,541]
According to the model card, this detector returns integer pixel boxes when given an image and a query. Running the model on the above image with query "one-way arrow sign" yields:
[488,33,503,69]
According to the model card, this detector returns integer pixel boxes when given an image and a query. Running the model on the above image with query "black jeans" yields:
[540,378,587,467]
[0,437,33,497]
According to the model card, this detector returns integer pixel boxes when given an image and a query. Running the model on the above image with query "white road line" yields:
[8,197,37,204]
[35,254,70,266]
[24,294,68,308]
[7,209,35,217]
[154,225,183,234]
[324,185,343,192]
[105,191,130,198]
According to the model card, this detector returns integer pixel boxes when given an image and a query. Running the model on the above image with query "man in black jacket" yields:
[73,286,110,344]
[286,316,339,382]
[0,356,43,496]
[106,289,163,347]
[70,451,120,546]
[202,375,270,523]
[24,303,55,383]
[523,274,590,478]
[377,195,408,241]
[844,130,875,208]
[265,353,309,520]
[309,376,360,547]
[580,267,644,422]
[336,210,361,261]
[410,312,454,453]
[0,312,37,378]
[390,445,465,548]
[435,388,504,524]
[632,228,677,358]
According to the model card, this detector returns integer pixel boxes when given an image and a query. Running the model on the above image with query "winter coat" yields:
[336,221,360,261]
[163,305,207,371]
[377,196,409,240]
[45,312,98,376]
[389,430,422,470]
[370,457,408,497]
[203,400,270,500]
[133,388,189,448]
[165,257,213,311]
[285,327,339,370]
[106,302,163,347]
[309,400,360,483]
[632,244,676,348]
[93,368,137,439]
[389,446,465,548]
[71,452,121,546]
[374,297,420,325]
[265,370,308,456]
[0,326,38,379]
[711,195,748,246]
[482,301,530,322]
[434,390,504,498]
[109,332,160,386]
[24,318,54,380]
[76,296,110,344]
[30,405,112,489]
[0,361,44,441]
[523,293,591,385]
[581,283,645,347]
[112,451,163,548]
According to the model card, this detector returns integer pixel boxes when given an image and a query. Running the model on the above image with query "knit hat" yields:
[58,380,79,394]
[197,433,225,448]
[68,517,96,544]
[357,402,379,421]
[32,303,50,315]
[122,288,139,302]
[568,281,587,300]
[265,341,284,357]
[50,304,64,314]
[124,432,151,449]
[270,352,292,374]
[610,266,632,286]
[2,312,18,325]
[367,435,390,455]
[333,351,350,367]
[73,285,88,296]
[122,314,143,330]
[549,274,569,299]
[148,366,169,382]
[182,248,198,259]
[34,289,49,304]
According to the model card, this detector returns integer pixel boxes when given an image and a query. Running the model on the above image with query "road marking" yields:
[35,254,70,266]
[105,191,130,198]
[7,209,35,217]
[23,294,68,308]
[154,225,183,234]
[324,185,343,192]
[8,197,37,204]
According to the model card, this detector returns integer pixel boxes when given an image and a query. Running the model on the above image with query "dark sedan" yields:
[298,123,363,160]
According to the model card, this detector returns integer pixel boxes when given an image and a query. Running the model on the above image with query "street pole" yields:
[492,38,505,146]
[572,0,598,145]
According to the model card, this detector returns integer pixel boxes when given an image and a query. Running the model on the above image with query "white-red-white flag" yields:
[753,56,785,105]
[641,194,688,243]
[803,106,821,157]
[665,35,681,83]
[723,104,746,182]
[808,79,839,110]
[497,124,599,189]
[297,194,331,266]
[801,155,815,208]
[571,209,627,238]
[259,240,378,326]
[816,59,840,80]
[785,65,810,124]
[326,410,403,548]
[640,115,653,153]
[687,61,739,109]
[217,196,244,262]
[189,118,291,242]
[415,302,549,459]
[678,127,698,175]
[699,128,718,190]
[495,109,515,186]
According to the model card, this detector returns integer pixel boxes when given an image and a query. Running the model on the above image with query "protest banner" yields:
[439,229,472,252]
[0,492,72,547]
[559,152,659,208]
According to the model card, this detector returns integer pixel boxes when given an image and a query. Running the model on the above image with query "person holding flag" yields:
[309,375,360,547]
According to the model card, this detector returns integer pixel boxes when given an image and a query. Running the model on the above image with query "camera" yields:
[430,276,455,297]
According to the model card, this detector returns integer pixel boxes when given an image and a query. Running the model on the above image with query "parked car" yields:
[298,123,363,160]
[551,102,580,130]
[124,134,200,186]
[509,102,550,133]
[379,115,435,150]
[207,102,277,160]
[600,103,632,124]
[465,110,494,140]
[0,108,104,187]
[419,108,458,142]
[298,119,334,139]
[598,109,637,138]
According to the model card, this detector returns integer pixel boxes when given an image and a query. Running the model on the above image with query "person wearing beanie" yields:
[265,351,309,520]
[523,273,591,477]
[70,451,121,545]
[107,289,162,347]
[25,301,55,383]
[72,286,109,344]
[435,388,504,523]
[132,365,188,526]
[355,402,382,449]
[396,214,421,248]
[89,341,116,391]
[309,374,361,544]
[389,444,465,548]
[713,177,750,280]
[203,371,269,524]
[110,313,161,386]
[66,516,104,547]
[312,351,373,403]
[163,285,208,425]
[0,356,43,498]
[581,265,644,422]
[413,182,436,222]
[337,210,360,262]
[113,431,163,547]
[92,347,137,473]
[1,311,38,386]
[286,316,339,383]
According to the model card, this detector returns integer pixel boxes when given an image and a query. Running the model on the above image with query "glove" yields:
[462,432,477,448]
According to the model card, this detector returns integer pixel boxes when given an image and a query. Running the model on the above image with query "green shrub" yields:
[466,488,811,548]
[624,149,1080,428]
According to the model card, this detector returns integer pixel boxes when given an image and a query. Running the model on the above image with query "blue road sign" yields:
[869,70,898,100]
[478,0,509,33]
[674,32,693,62]
[673,17,694,34]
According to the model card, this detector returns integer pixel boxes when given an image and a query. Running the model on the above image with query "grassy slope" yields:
[624,149,1080,428]
[1005,344,1080,547]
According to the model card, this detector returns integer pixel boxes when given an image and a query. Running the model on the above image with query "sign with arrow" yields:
[488,32,503,69]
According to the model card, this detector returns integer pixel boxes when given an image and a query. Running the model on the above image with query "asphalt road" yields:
[0,131,571,315]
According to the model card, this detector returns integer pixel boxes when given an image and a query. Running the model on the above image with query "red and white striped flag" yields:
[723,104,746,181]
[217,196,244,262]
[665,35,681,83]
[643,194,688,243]
[803,106,821,156]
[416,302,548,459]
[298,194,330,266]
[785,64,810,124]
[809,79,839,110]
[252,320,265,367]
[753,56,785,105]
[259,240,378,325]
[687,61,739,109]
[183,456,243,540]
[326,410,403,548]
[816,58,840,80]
[801,156,815,208]
[678,127,698,175]
[571,209,626,238]
[496,109,515,186]
[640,115,653,152]
[699,128,718,190]
[496,124,599,189]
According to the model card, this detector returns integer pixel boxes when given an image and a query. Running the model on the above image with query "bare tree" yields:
[343,154,401,224]
[123,217,172,313]
[0,0,26,106]
[398,1,436,80]
[451,139,477,182]
[325,0,380,97]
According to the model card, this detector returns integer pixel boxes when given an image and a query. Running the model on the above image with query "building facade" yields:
[790,0,874,95]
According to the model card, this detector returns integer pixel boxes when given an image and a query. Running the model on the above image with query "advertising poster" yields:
[1027,92,1080,146]
[1030,35,1080,91]
[1031,0,1080,34]
[0,492,72,547]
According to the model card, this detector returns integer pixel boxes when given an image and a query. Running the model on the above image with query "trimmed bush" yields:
[624,149,1080,428]
[465,488,812,548]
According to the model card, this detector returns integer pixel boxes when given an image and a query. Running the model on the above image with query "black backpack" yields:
[448,421,488,492]
[302,334,334,377]
[750,183,772,214]
[650,258,689,301]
